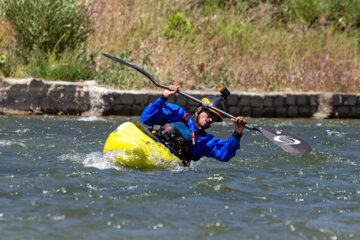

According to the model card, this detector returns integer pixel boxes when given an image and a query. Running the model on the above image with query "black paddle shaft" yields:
[102,53,312,156]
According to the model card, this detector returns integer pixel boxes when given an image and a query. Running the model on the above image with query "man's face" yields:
[196,107,215,129]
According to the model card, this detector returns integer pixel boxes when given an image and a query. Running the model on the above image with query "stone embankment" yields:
[1,78,359,118]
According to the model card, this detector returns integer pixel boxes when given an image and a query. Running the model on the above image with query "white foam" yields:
[82,152,114,170]
[59,149,194,172]
[15,128,30,134]
[326,129,347,137]
[77,116,107,122]
[0,140,27,148]
[58,152,117,170]
[0,140,12,146]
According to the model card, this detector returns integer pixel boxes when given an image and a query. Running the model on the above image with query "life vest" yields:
[151,122,193,166]
[145,113,207,167]
[182,113,207,139]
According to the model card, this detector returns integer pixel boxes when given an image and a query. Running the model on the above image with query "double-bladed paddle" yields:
[102,52,312,156]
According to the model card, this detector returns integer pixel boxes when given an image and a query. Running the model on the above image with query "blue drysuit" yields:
[140,97,240,162]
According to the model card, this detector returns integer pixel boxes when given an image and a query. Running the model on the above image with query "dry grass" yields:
[88,0,360,92]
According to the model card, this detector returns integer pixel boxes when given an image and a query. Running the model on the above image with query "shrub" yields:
[164,12,191,38]
[0,0,93,58]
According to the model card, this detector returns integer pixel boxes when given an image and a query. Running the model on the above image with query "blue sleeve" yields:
[140,97,188,126]
[204,135,240,162]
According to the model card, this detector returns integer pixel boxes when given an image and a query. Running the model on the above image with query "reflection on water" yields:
[0,116,359,240]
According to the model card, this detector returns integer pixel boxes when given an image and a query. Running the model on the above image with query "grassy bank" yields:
[1,0,360,93]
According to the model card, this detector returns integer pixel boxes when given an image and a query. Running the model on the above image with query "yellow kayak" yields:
[103,122,181,169]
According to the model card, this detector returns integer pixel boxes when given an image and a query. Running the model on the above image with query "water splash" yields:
[59,143,185,171]
[58,152,115,170]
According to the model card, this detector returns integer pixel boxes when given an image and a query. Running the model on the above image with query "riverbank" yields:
[1,78,359,118]
[1,1,359,93]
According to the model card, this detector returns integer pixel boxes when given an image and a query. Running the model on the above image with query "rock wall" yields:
[1,78,359,118]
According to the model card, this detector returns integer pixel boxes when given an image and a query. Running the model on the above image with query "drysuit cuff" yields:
[160,94,168,102]
[232,131,242,140]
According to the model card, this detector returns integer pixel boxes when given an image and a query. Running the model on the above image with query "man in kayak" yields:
[140,85,247,165]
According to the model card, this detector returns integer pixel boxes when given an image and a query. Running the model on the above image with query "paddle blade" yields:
[256,127,312,156]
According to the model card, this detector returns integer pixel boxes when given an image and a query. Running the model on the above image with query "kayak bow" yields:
[103,122,181,169]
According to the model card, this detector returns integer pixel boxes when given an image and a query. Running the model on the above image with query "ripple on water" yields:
[0,140,27,148]
[1,116,360,240]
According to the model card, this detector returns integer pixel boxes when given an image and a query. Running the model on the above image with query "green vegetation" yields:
[0,0,95,81]
[1,0,360,92]
[164,12,192,38]
[26,48,96,81]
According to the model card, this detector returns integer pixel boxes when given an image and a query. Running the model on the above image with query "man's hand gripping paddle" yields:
[102,53,312,156]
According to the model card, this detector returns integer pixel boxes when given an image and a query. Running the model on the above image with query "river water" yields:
[0,115,359,240]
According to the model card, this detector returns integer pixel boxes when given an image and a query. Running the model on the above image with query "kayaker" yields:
[140,85,247,166]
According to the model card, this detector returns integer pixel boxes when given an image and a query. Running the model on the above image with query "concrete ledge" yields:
[1,78,359,118]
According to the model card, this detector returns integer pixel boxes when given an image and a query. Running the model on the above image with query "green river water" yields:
[0,115,359,239]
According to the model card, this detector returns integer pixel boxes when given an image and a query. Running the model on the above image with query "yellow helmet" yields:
[200,96,224,122]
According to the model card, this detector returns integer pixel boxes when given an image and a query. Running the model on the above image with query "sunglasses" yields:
[205,109,219,122]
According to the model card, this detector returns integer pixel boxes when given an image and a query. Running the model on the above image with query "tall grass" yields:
[0,0,95,81]
[91,0,360,92]
[19,48,96,81]
[1,0,93,57]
